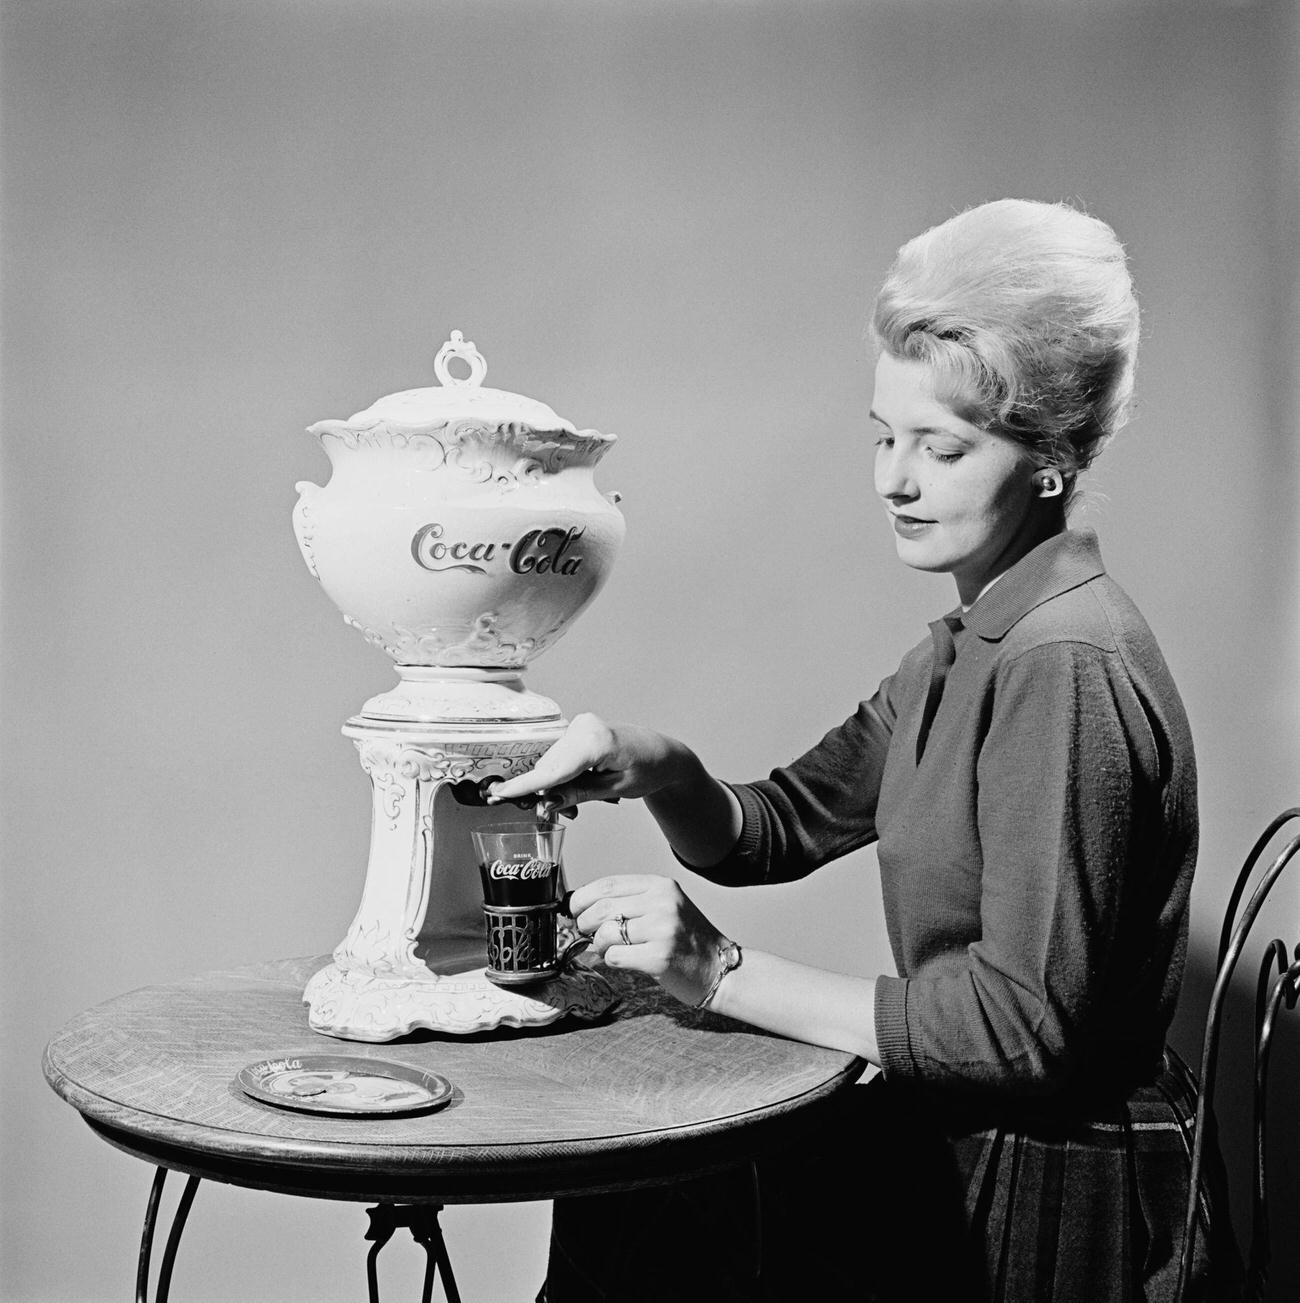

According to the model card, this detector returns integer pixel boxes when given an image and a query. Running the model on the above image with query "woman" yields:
[490,199,1239,1302]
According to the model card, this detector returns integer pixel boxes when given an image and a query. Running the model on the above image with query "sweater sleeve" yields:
[874,641,1152,1097]
[687,674,899,887]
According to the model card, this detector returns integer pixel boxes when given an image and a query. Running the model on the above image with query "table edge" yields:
[46,1044,865,1170]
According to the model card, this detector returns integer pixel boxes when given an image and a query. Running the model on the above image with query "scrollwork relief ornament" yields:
[395,747,477,785]
[355,742,408,829]
[316,421,450,467]
[292,484,321,578]
[440,422,578,487]
[355,738,513,789]
[337,916,409,977]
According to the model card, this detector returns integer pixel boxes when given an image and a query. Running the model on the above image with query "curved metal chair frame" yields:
[1178,808,1300,1302]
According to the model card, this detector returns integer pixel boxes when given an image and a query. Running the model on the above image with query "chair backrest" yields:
[1178,808,1300,1302]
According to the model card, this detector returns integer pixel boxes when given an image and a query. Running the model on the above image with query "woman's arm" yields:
[570,871,880,1063]
[486,713,744,867]
[708,951,880,1063]
[644,759,744,870]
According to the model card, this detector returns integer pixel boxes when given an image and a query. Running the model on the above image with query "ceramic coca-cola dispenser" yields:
[293,332,624,1040]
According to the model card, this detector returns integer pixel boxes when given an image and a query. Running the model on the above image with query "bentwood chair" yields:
[1177,808,1300,1302]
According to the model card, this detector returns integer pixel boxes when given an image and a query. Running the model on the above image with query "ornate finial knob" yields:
[434,330,488,388]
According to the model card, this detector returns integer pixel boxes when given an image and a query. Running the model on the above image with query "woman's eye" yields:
[874,434,893,449]
[927,447,962,464]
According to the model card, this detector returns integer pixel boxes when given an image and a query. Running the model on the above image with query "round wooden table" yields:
[44,956,865,1301]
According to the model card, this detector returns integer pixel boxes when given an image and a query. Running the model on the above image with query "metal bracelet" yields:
[696,938,742,1010]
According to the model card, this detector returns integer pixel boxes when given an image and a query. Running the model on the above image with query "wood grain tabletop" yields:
[44,956,865,1202]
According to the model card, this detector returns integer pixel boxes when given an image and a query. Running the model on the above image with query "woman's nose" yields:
[875,445,917,501]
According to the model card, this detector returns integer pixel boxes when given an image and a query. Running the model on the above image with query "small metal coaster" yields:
[236,1055,453,1116]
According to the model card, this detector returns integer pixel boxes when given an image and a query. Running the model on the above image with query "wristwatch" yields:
[696,937,743,1010]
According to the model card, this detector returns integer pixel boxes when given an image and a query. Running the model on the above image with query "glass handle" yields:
[557,935,591,972]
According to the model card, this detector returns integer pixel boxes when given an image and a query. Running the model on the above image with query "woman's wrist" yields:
[689,947,881,1063]
[696,936,743,1010]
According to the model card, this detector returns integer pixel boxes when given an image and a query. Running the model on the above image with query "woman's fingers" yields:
[486,717,611,804]
[572,878,680,967]
[586,906,659,970]
[569,875,665,919]
[486,717,687,815]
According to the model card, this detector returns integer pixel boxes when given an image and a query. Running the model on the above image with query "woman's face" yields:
[871,352,1050,605]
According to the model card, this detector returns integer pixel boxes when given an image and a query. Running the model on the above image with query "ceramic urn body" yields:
[293,332,624,684]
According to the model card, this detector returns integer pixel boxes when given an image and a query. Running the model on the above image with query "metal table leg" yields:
[136,1167,200,1303]
[365,1204,461,1303]
[135,1174,463,1302]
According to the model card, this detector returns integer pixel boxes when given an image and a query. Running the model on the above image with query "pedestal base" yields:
[309,669,612,1041]
[303,960,618,1042]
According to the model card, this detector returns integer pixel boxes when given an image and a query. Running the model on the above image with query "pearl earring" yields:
[1034,470,1064,499]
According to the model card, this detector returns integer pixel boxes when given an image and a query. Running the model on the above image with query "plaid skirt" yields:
[538,1049,1241,1303]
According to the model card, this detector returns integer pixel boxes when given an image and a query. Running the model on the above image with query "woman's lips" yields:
[891,514,935,539]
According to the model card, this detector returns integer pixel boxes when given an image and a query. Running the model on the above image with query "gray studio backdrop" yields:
[3,2,1297,1300]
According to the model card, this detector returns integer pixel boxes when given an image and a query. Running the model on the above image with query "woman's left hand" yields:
[569,874,724,1008]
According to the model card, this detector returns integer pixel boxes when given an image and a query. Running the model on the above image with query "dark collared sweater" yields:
[708,529,1196,1104]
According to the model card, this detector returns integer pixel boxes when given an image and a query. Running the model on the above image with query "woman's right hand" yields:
[485,713,694,813]
[488,713,744,869]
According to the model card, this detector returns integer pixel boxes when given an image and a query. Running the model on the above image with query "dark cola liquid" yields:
[478,853,561,907]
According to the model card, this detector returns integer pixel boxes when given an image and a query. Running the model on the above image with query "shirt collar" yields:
[958,528,1107,640]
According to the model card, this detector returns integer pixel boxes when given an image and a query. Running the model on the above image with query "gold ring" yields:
[616,914,631,946]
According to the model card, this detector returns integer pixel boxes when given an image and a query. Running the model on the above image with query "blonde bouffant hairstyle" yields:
[870,199,1140,495]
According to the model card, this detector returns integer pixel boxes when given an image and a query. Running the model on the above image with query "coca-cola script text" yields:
[486,857,557,880]
[411,523,587,576]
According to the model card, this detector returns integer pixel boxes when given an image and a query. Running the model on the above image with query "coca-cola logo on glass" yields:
[487,857,557,881]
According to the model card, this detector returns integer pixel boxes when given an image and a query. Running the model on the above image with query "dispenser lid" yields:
[341,331,577,433]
